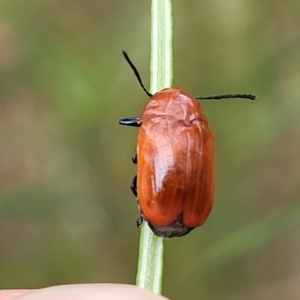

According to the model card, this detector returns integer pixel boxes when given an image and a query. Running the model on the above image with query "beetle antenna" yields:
[196,94,256,100]
[122,51,153,98]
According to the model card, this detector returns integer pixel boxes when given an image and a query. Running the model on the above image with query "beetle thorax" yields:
[140,88,207,123]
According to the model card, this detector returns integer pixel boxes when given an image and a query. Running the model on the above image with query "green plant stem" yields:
[135,0,173,294]
[150,0,173,93]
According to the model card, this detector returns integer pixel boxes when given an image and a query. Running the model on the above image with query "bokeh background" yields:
[1,1,300,300]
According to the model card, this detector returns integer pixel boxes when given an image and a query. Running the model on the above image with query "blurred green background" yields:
[1,1,300,299]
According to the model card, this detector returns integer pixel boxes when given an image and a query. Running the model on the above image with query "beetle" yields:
[119,51,255,238]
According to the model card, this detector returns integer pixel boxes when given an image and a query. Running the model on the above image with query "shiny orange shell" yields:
[137,88,215,237]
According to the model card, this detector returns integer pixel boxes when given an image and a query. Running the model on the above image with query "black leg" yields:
[136,214,144,228]
[130,175,137,197]
[119,117,141,127]
[132,150,137,164]
[131,176,143,228]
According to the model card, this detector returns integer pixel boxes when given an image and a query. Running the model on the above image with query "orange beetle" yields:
[120,52,255,238]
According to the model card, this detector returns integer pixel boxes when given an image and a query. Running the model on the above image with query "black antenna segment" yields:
[196,94,256,100]
[122,51,153,98]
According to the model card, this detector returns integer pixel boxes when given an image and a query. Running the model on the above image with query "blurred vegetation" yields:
[0,1,300,300]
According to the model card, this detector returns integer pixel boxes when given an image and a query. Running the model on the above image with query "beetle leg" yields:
[119,117,141,127]
[132,150,137,164]
[131,175,143,228]
[136,214,144,228]
[130,175,137,197]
